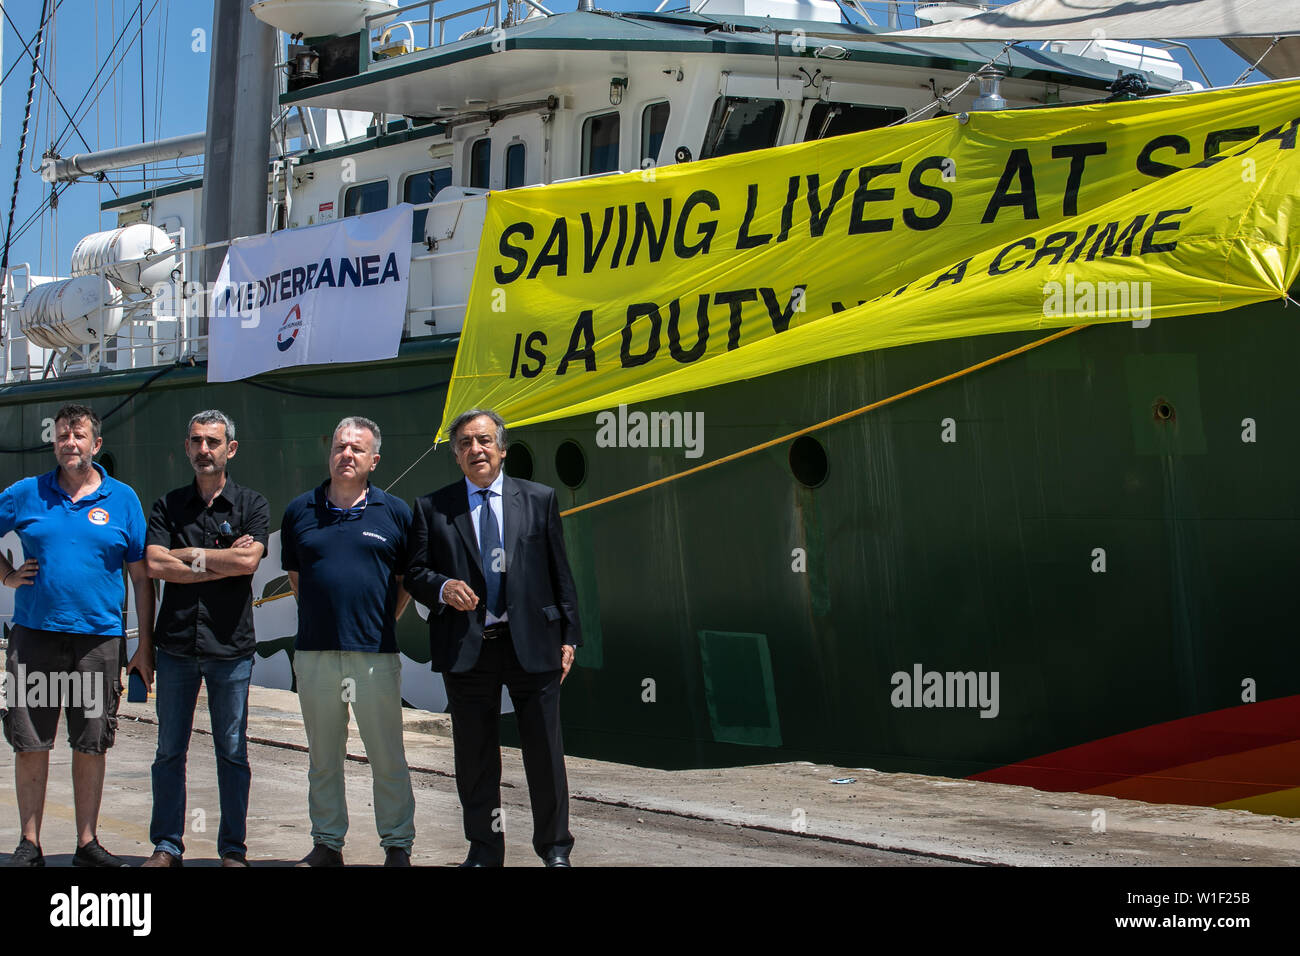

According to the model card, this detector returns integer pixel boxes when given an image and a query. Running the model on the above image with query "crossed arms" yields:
[146,535,265,583]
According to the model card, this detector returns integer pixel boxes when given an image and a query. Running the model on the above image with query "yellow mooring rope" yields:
[252,324,1086,606]
[559,324,1086,517]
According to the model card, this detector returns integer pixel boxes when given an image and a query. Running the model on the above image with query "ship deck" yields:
[2,684,1296,867]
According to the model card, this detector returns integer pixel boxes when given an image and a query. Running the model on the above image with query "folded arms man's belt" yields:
[482,622,510,640]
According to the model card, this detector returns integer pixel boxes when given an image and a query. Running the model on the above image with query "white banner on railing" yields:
[207,204,414,382]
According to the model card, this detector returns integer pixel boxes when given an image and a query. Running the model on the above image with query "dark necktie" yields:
[477,489,505,617]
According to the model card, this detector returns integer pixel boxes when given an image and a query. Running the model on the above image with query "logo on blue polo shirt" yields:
[87,508,110,526]
[276,304,303,352]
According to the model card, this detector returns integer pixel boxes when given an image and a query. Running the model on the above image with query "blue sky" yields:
[1,0,1250,278]
[2,0,212,275]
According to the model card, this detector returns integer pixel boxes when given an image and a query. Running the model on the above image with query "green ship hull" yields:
[2,299,1298,815]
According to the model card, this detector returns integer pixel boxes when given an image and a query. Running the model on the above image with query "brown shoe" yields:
[220,853,249,868]
[384,847,411,867]
[295,844,344,867]
[140,849,182,868]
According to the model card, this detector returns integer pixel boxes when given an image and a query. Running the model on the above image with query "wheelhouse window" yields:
[469,138,491,189]
[701,97,784,160]
[505,142,526,189]
[640,101,670,167]
[343,179,388,217]
[404,168,452,242]
[582,111,621,175]
[804,103,906,142]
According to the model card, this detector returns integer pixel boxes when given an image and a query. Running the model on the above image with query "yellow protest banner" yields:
[439,80,1300,435]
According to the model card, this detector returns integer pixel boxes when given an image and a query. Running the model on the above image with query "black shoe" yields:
[295,844,344,867]
[542,849,572,867]
[458,848,502,868]
[73,838,129,868]
[5,838,44,867]
[383,847,411,867]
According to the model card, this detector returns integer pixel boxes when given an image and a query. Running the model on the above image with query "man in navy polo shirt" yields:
[0,403,154,867]
[280,415,415,867]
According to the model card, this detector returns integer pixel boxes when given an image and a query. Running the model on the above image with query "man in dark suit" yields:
[405,408,580,867]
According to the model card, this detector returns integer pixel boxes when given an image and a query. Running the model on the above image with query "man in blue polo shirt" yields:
[280,415,415,867]
[0,403,154,868]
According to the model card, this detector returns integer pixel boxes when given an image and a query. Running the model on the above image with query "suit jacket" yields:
[405,475,582,674]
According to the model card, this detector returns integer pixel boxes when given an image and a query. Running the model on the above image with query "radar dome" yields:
[251,0,400,38]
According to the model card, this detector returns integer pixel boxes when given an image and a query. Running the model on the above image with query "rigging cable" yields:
[887,42,1015,127]
[27,8,46,174]
[138,0,146,190]
[49,3,58,282]
[1,0,53,325]
[1233,36,1279,86]
[112,0,119,159]
[0,0,119,196]
[150,0,170,189]
[0,0,66,88]
[49,0,154,159]
[0,11,46,90]
[95,0,101,230]
[254,434,442,607]
[0,360,184,454]
[4,181,69,252]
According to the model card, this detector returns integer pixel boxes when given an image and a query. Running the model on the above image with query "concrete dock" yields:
[2,684,1298,867]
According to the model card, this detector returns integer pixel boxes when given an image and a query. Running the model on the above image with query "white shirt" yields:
[438,471,508,623]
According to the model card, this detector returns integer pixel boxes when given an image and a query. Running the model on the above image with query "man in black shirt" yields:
[141,410,268,867]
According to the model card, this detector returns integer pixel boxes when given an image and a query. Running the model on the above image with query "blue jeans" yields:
[150,648,254,859]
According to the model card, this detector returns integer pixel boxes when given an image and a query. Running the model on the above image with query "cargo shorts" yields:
[1,624,122,754]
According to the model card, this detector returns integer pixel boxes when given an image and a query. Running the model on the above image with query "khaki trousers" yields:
[293,650,415,851]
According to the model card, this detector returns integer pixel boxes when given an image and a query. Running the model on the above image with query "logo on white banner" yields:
[276,304,303,352]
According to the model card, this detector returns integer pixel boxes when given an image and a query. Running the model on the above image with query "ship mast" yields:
[199,0,277,315]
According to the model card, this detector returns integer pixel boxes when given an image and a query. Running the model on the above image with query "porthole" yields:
[555,440,586,489]
[504,441,534,481]
[789,435,828,488]
[98,452,116,477]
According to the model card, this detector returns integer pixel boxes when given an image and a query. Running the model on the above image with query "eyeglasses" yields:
[325,494,368,521]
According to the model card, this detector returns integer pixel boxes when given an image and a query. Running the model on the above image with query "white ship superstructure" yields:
[2,0,1195,384]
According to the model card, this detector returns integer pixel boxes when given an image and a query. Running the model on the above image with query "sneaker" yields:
[73,838,130,868]
[294,844,344,867]
[5,838,44,867]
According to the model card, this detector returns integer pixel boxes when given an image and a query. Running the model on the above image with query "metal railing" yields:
[365,0,554,59]
[0,191,489,386]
